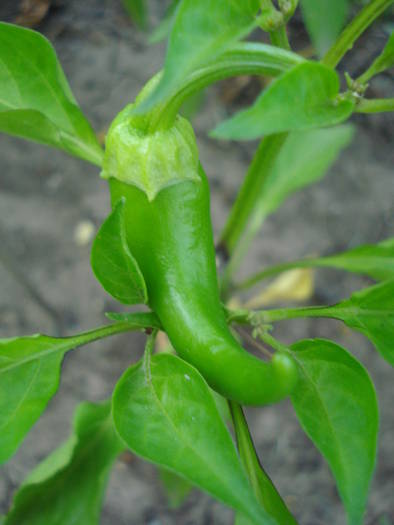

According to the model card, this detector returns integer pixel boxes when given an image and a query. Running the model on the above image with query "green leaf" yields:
[212,63,354,140]
[263,280,394,366]
[255,125,353,218]
[159,468,193,508]
[358,31,394,83]
[325,280,394,366]
[301,0,350,57]
[4,401,124,525]
[91,199,148,305]
[0,337,68,464]
[291,339,378,525]
[149,0,180,44]
[0,316,153,464]
[238,237,394,290]
[0,22,103,166]
[138,0,260,111]
[122,0,149,30]
[112,351,275,525]
[258,279,394,369]
[219,126,352,263]
[310,238,394,281]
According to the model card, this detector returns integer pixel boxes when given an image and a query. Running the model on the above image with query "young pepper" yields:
[101,84,298,405]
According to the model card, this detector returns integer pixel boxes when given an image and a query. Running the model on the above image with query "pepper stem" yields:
[229,401,298,524]
[321,0,394,69]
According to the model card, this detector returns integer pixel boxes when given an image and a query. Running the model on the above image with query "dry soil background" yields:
[0,1,393,524]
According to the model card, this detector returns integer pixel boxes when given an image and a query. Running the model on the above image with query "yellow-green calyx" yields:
[101,103,199,201]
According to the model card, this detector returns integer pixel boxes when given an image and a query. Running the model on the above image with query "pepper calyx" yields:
[101,103,199,201]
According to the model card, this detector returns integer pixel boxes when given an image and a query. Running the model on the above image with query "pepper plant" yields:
[1,1,393,524]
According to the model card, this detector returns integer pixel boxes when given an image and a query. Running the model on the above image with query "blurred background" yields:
[0,1,393,523]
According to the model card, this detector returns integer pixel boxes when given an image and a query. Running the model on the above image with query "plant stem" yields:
[229,401,298,525]
[259,0,292,51]
[150,43,303,130]
[219,134,287,297]
[73,312,161,345]
[269,25,291,50]
[229,304,337,325]
[257,330,290,353]
[322,0,394,69]
[355,98,394,113]
[219,134,286,255]
[219,0,394,294]
[237,326,274,359]
[145,328,159,354]
[217,1,296,293]
[266,304,338,322]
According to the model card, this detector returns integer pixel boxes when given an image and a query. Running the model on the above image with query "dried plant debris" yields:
[14,0,51,28]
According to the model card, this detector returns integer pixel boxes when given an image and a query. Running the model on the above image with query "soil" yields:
[0,1,393,524]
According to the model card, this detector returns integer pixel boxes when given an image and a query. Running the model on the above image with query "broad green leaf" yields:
[91,199,148,305]
[138,0,260,111]
[149,0,180,44]
[212,63,354,140]
[122,0,148,30]
[113,351,275,525]
[220,126,352,257]
[301,0,350,57]
[0,22,103,166]
[324,280,394,366]
[239,237,394,290]
[159,468,193,508]
[309,238,394,281]
[264,281,394,366]
[0,315,153,463]
[0,336,65,464]
[291,339,378,525]
[4,401,124,525]
[358,32,394,83]
[255,125,353,218]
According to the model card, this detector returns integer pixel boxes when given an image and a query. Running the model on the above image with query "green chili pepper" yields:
[101,85,298,405]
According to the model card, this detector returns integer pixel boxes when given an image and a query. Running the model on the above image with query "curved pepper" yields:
[102,98,298,405]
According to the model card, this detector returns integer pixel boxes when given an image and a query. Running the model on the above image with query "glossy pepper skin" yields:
[101,83,298,405]
[108,165,298,405]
